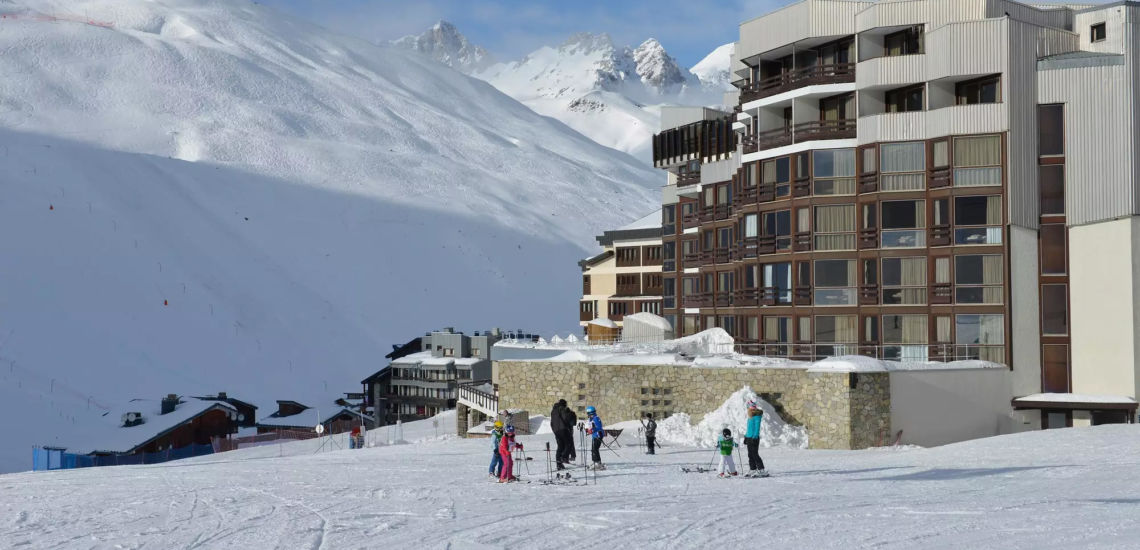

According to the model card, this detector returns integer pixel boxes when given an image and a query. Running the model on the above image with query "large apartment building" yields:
[579,211,665,330]
[653,0,1140,428]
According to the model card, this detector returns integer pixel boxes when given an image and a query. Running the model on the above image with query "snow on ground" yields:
[5,420,1140,549]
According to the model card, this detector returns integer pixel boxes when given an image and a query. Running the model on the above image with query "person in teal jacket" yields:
[744,404,767,477]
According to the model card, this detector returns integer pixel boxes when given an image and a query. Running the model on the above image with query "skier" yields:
[559,400,578,466]
[584,406,605,470]
[550,400,567,470]
[498,424,523,483]
[643,413,657,455]
[489,420,505,479]
[716,428,739,478]
[744,405,768,477]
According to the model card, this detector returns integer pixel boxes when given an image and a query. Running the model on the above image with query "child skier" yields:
[744,405,768,477]
[643,413,657,455]
[489,420,504,479]
[717,428,739,478]
[584,406,605,470]
[498,424,523,483]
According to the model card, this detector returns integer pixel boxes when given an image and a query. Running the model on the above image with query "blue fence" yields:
[32,443,215,471]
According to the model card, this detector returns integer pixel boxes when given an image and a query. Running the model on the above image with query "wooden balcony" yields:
[739,63,856,103]
[930,283,952,305]
[793,119,856,142]
[615,283,641,297]
[859,285,879,305]
[579,306,594,322]
[793,179,811,197]
[858,228,879,250]
[682,292,713,308]
[714,248,732,264]
[858,172,878,194]
[682,251,703,267]
[754,127,793,150]
[794,287,812,306]
[929,224,951,247]
[734,288,760,307]
[930,167,951,189]
[737,186,758,205]
[742,134,759,155]
[677,171,701,187]
[793,232,812,252]
[715,293,732,308]
[758,183,776,202]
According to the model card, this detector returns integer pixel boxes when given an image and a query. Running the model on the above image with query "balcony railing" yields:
[754,126,793,150]
[930,224,951,247]
[682,292,713,309]
[739,63,856,103]
[457,380,497,417]
[930,283,952,305]
[730,343,1005,364]
[615,284,641,297]
[677,171,701,187]
[742,134,759,154]
[793,119,856,142]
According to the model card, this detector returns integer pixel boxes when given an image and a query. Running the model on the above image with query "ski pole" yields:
[735,442,743,475]
[521,446,531,475]
[545,441,552,482]
[706,447,718,471]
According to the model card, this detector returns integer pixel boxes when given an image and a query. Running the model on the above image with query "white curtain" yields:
[954,167,1002,187]
[744,214,758,238]
[953,135,1000,167]
[881,173,925,191]
[880,142,925,172]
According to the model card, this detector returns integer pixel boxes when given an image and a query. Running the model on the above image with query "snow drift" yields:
[657,387,809,449]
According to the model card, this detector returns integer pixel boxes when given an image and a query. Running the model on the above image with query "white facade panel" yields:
[927,19,1008,81]
[1008,225,1042,400]
[990,0,1073,31]
[890,368,1016,446]
[856,53,926,90]
[858,103,1007,144]
[700,157,740,185]
[739,0,868,61]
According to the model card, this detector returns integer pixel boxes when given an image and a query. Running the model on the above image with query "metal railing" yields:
[740,63,856,102]
[458,380,498,417]
[731,343,1006,364]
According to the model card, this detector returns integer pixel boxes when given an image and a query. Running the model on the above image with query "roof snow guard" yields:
[1012,393,1139,411]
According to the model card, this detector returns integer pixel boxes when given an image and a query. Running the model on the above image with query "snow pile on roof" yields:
[656,387,808,449]
[63,398,237,455]
[1015,393,1139,405]
[588,318,618,329]
[669,328,735,355]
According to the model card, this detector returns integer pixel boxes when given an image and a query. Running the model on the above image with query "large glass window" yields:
[1038,104,1064,156]
[814,205,856,250]
[1042,284,1068,336]
[882,257,927,305]
[663,278,676,310]
[880,142,925,191]
[813,149,856,195]
[955,254,1003,304]
[1040,165,1064,216]
[885,84,924,113]
[881,200,926,248]
[1040,224,1067,275]
[955,75,1001,105]
[763,210,792,250]
[814,259,856,305]
[883,314,929,361]
[954,195,1003,245]
[764,262,792,304]
[955,314,1005,363]
[884,26,924,56]
[953,135,1002,187]
[815,315,857,356]
[763,157,792,197]
[742,214,758,239]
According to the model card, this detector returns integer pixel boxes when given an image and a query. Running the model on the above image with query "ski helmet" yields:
[585,406,596,415]
[645,412,653,419]
[493,420,503,429]
[722,428,732,437]
[505,424,515,434]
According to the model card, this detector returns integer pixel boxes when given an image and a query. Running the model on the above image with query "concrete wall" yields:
[1009,225,1042,404]
[1069,217,1140,399]
[495,360,890,450]
[890,368,1015,447]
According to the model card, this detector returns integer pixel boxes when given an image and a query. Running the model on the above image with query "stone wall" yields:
[495,360,890,450]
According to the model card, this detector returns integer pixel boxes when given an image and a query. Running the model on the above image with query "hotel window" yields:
[746,317,760,341]
[955,314,1005,363]
[1038,105,1064,156]
[718,227,733,249]
[935,315,952,343]
[764,262,792,304]
[884,26,924,56]
[798,317,811,342]
[719,271,734,299]
[885,84,924,113]
[955,254,1003,304]
[813,148,857,195]
[796,207,811,234]
[683,315,700,336]
[681,277,699,298]
[764,316,791,343]
[763,157,792,197]
[663,241,676,272]
[864,315,879,344]
[583,275,591,295]
[1040,224,1067,275]
[954,196,1003,245]
[953,135,1002,187]
[932,139,950,169]
[742,213,758,239]
[814,204,856,250]
[1091,22,1106,42]
[1040,165,1065,216]
[819,93,855,121]
[743,162,758,188]
[1042,284,1068,336]
[1042,344,1070,393]
[880,142,925,191]
[882,257,927,305]
[663,205,676,234]
[681,239,697,260]
[861,146,878,174]
[763,210,792,250]
[815,315,857,356]
[703,186,715,207]
[814,259,857,306]
[717,183,731,205]
[881,200,926,248]
[882,314,929,361]
[663,278,676,309]
[955,74,1001,105]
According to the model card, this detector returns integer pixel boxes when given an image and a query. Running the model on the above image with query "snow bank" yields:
[667,328,734,355]
[657,387,809,449]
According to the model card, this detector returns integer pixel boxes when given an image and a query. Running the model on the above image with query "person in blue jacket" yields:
[584,406,606,470]
[489,420,504,478]
[744,404,767,477]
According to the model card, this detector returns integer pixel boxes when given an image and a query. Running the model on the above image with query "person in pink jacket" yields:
[498,424,523,483]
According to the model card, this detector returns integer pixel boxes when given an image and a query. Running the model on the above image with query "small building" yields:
[586,318,620,343]
[256,400,374,435]
[383,327,501,422]
[579,210,664,331]
[256,400,313,433]
[193,391,258,428]
[621,312,675,344]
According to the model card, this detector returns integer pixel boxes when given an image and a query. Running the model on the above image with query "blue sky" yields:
[257,0,788,67]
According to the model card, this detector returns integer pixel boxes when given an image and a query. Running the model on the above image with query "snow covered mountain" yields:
[391,20,495,74]
[690,43,737,93]
[0,0,659,472]
[394,23,734,161]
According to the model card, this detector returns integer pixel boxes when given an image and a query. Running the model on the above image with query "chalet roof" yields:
[60,398,237,455]
[384,337,423,360]
[256,406,368,429]
[361,365,392,384]
[578,250,614,270]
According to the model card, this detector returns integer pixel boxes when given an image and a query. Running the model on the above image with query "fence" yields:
[32,443,215,471]
[211,429,321,452]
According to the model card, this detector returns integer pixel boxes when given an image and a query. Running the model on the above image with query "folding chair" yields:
[604,428,624,448]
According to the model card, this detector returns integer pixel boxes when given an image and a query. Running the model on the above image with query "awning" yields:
[1012,393,1139,411]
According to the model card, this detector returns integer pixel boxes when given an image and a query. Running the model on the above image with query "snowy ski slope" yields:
[4,414,1140,549]
[0,0,660,473]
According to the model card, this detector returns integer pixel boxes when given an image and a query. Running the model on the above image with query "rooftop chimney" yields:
[218,391,228,400]
[161,394,179,415]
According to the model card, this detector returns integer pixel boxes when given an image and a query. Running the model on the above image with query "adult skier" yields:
[584,406,605,470]
[559,400,578,465]
[550,400,567,469]
[498,424,523,483]
[744,405,768,477]
[489,420,505,479]
[643,413,657,455]
[716,428,739,478]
